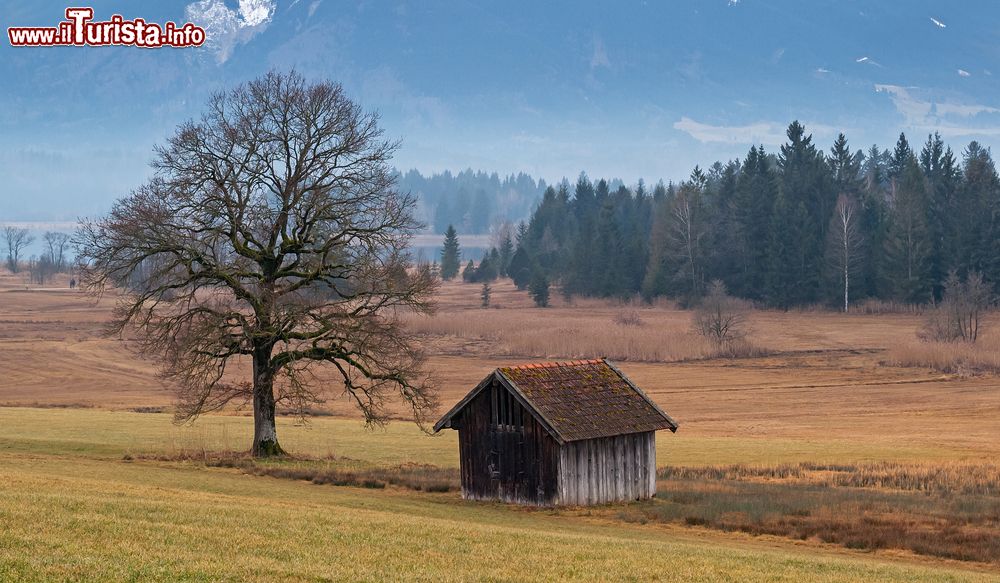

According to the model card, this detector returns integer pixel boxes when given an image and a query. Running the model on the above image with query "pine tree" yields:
[884,155,932,302]
[498,232,514,277]
[566,173,597,295]
[960,142,1000,279]
[642,191,674,300]
[731,146,776,300]
[462,259,476,283]
[529,270,550,307]
[439,225,461,280]
[860,144,890,298]
[766,192,810,308]
[776,121,834,303]
[477,251,498,281]
[706,160,741,292]
[593,196,626,297]
[920,132,961,299]
[509,247,533,290]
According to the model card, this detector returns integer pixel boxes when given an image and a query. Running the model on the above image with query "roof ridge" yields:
[501,358,605,370]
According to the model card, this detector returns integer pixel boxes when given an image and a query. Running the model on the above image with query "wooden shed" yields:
[433,358,678,506]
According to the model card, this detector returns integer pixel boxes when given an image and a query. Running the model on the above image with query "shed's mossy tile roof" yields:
[496,359,677,442]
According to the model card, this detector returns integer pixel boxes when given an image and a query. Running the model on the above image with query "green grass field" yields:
[1,407,997,582]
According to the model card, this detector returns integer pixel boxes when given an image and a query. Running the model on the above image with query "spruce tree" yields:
[498,232,514,277]
[920,133,961,299]
[960,142,1000,278]
[462,259,476,283]
[509,247,533,290]
[529,270,550,307]
[439,225,461,280]
[593,196,626,297]
[859,145,890,298]
[884,155,932,302]
[776,121,834,303]
[477,252,498,281]
[732,146,777,300]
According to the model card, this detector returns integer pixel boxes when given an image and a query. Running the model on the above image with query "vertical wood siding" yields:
[456,379,560,505]
[556,432,657,505]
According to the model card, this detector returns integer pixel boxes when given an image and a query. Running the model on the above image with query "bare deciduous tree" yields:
[668,182,706,297]
[920,270,992,343]
[826,194,865,312]
[76,71,437,457]
[43,231,72,271]
[29,254,57,285]
[3,227,34,273]
[692,280,748,343]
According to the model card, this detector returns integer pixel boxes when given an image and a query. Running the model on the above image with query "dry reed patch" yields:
[622,462,1000,564]
[402,308,770,362]
[885,332,1000,375]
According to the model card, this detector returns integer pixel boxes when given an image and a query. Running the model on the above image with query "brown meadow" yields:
[1,271,999,577]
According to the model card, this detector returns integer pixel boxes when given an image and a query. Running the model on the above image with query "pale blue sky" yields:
[2,0,1000,220]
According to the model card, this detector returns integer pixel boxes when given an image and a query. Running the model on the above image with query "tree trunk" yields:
[251,344,284,457]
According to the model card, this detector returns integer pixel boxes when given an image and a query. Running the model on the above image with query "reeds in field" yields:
[400,309,769,362]
[885,332,1000,374]
[639,461,1000,564]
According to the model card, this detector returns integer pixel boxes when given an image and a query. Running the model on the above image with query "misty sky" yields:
[3,0,1000,221]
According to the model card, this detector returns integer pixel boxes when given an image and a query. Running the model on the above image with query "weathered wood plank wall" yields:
[456,379,560,505]
[556,431,656,505]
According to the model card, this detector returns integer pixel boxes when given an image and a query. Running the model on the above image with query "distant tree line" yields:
[496,122,1000,309]
[398,168,548,234]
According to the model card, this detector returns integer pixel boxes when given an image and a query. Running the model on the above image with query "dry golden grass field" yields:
[1,270,998,581]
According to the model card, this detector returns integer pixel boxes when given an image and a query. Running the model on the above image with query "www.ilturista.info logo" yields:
[8,7,206,48]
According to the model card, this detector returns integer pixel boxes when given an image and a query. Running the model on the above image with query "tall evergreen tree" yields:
[959,142,1000,279]
[731,146,776,299]
[883,154,933,302]
[508,246,533,290]
[439,225,461,280]
[529,270,550,307]
[919,133,961,298]
[462,259,476,283]
[592,195,627,297]
[859,144,890,298]
[498,231,515,277]
[776,121,835,303]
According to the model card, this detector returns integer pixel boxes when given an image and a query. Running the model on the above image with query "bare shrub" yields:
[919,270,993,343]
[613,309,644,327]
[692,280,748,344]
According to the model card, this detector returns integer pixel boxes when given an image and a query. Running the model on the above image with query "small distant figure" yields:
[69,278,76,290]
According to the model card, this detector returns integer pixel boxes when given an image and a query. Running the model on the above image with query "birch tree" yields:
[826,194,865,311]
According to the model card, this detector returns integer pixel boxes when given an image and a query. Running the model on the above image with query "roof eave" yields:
[603,359,680,432]
[494,368,567,445]
[432,373,493,433]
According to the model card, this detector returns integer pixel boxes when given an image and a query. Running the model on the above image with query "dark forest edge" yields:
[433,121,1000,311]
